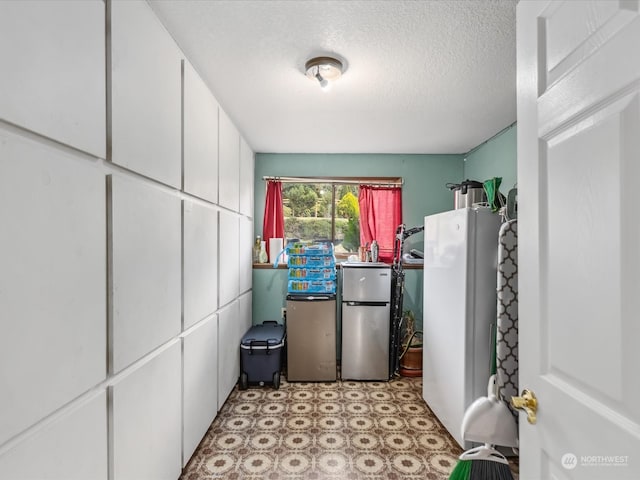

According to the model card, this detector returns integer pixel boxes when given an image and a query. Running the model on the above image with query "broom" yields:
[448,329,517,479]
[449,443,514,480]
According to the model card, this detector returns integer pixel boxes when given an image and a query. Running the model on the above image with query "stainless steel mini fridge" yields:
[286,294,337,381]
[341,263,392,380]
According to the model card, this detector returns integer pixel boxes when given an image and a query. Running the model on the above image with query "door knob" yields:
[511,389,538,424]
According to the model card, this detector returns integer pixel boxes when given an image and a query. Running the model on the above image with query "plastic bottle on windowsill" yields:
[253,236,261,263]
[259,241,268,263]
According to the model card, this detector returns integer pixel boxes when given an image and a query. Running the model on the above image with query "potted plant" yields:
[399,309,423,377]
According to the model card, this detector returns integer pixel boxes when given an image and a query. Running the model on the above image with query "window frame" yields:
[264,176,403,260]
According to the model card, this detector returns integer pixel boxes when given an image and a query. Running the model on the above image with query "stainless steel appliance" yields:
[341,263,392,380]
[446,179,486,209]
[286,294,336,381]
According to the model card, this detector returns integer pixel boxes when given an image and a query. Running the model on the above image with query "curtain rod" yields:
[262,176,403,187]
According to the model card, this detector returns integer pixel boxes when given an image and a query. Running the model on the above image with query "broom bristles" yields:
[448,458,472,480]
[469,459,514,480]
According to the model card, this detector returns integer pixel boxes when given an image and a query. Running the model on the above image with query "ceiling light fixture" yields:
[305,56,343,90]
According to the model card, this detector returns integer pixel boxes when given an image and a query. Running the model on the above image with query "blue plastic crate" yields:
[288,267,336,280]
[287,255,335,268]
[286,243,333,256]
[287,279,336,294]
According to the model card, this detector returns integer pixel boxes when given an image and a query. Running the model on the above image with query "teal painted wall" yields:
[252,153,465,330]
[254,153,464,238]
[251,134,518,336]
[463,124,517,195]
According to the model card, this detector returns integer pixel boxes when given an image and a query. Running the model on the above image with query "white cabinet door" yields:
[183,61,219,203]
[239,136,254,217]
[0,392,107,480]
[110,0,181,188]
[518,1,640,477]
[239,216,253,293]
[111,343,181,480]
[0,0,105,157]
[219,211,240,306]
[218,109,240,211]
[184,201,219,329]
[110,175,181,373]
[218,300,240,409]
[183,315,218,467]
[0,131,106,446]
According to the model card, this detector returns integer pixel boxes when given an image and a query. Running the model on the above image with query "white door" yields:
[517,1,640,478]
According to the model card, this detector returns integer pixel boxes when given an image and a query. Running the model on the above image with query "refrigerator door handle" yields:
[345,301,389,307]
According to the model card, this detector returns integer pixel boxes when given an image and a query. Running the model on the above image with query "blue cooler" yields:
[239,321,285,389]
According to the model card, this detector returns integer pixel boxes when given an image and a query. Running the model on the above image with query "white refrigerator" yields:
[422,207,501,448]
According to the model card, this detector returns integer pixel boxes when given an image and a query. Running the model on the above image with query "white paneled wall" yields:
[240,136,254,217]
[217,300,240,408]
[218,108,241,211]
[240,216,254,293]
[0,1,254,478]
[182,315,218,466]
[217,294,253,409]
[183,61,219,204]
[0,130,106,446]
[111,343,182,480]
[239,293,253,346]
[110,0,182,188]
[0,0,105,157]
[0,392,108,480]
[219,211,241,306]
[110,175,182,373]
[183,200,219,329]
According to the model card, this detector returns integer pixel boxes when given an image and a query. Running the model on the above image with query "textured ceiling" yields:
[149,0,517,154]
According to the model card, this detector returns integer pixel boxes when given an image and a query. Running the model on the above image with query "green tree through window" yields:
[282,183,359,256]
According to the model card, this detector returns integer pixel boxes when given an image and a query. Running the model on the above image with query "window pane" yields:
[334,184,359,256]
[282,183,360,257]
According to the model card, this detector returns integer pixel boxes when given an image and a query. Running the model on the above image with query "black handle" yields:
[248,339,277,355]
[345,301,388,307]
[249,339,269,355]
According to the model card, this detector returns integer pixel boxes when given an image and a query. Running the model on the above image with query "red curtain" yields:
[358,185,402,263]
[262,180,285,257]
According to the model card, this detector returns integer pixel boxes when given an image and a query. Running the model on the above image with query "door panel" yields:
[545,94,638,400]
[544,1,636,87]
[517,1,640,477]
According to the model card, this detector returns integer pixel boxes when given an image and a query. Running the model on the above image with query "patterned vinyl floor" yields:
[180,376,518,480]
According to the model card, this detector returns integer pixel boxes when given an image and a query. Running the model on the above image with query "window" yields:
[273,177,402,261]
[282,182,360,257]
